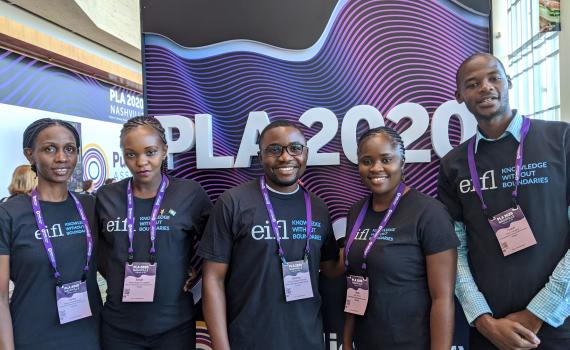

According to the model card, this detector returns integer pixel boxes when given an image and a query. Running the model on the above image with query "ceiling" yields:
[6,0,141,62]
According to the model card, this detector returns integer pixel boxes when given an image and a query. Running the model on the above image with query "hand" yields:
[506,310,543,335]
[183,267,197,292]
[474,314,540,350]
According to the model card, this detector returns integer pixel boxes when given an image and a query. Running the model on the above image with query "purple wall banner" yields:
[142,1,490,348]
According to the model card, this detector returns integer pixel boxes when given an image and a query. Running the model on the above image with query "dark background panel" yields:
[141,0,338,49]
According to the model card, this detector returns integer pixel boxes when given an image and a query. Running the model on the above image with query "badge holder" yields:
[487,199,537,256]
[344,273,369,316]
[281,254,314,302]
[122,253,158,302]
[55,272,92,324]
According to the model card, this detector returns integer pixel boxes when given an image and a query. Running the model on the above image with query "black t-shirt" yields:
[0,194,102,350]
[438,119,570,339]
[96,176,211,335]
[346,189,459,350]
[197,178,339,350]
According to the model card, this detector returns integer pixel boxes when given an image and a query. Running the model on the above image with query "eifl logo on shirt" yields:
[105,213,172,233]
[251,219,323,241]
[33,221,86,240]
[353,227,396,242]
[457,162,550,194]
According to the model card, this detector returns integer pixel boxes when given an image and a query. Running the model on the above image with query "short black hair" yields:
[455,52,508,88]
[357,126,405,161]
[23,118,81,150]
[258,120,304,149]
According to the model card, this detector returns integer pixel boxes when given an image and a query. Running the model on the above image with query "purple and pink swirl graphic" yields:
[143,0,489,221]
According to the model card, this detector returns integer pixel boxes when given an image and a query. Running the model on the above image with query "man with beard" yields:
[438,53,570,349]
[199,120,342,350]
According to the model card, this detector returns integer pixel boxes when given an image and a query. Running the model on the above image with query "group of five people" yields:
[0,53,568,350]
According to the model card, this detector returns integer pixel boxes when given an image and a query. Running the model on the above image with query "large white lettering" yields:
[154,100,477,169]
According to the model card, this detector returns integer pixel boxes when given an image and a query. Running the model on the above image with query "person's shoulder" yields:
[224,178,258,197]
[306,188,328,208]
[73,192,96,208]
[347,195,368,213]
[96,178,128,197]
[530,119,570,136]
[439,137,471,166]
[0,194,30,215]
[406,189,451,216]
[406,189,444,209]
[167,176,206,194]
[530,118,568,128]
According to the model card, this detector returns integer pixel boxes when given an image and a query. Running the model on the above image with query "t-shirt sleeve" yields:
[437,159,463,221]
[197,193,235,264]
[418,200,460,256]
[320,218,339,262]
[0,206,11,255]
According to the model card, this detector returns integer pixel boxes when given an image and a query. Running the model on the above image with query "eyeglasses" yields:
[262,144,307,157]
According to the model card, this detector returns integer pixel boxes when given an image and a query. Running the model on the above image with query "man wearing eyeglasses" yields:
[199,120,343,350]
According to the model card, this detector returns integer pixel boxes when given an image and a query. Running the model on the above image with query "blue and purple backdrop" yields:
[142,0,490,348]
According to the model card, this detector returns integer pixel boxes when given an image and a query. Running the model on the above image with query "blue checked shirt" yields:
[455,112,570,327]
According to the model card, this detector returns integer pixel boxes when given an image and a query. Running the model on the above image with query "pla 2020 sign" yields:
[142,0,490,348]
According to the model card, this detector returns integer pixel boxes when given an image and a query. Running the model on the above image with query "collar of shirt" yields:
[474,111,523,153]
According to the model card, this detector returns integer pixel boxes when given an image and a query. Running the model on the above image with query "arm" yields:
[454,221,493,323]
[517,250,570,328]
[523,207,570,328]
[437,164,492,323]
[320,219,345,278]
[0,255,14,350]
[342,312,355,350]
[426,249,456,350]
[202,260,231,350]
[455,222,539,349]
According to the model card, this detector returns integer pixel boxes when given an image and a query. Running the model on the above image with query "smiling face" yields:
[24,125,78,186]
[455,55,512,121]
[358,134,403,201]
[258,126,307,192]
[121,126,168,186]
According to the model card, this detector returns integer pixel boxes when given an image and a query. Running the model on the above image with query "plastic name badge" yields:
[122,262,157,302]
[282,259,314,302]
[344,275,369,315]
[488,206,537,256]
[56,280,92,324]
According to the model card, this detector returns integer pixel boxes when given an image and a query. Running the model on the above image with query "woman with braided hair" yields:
[96,116,211,349]
[342,126,459,350]
[0,118,102,350]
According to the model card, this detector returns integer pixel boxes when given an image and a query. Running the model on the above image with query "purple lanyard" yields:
[31,189,93,286]
[467,117,531,216]
[344,182,406,272]
[259,176,312,265]
[126,175,168,264]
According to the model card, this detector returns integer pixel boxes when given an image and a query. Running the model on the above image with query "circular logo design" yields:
[196,321,212,350]
[82,144,109,189]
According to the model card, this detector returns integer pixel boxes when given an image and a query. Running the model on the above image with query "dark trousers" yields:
[101,320,196,350]
[470,327,570,350]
